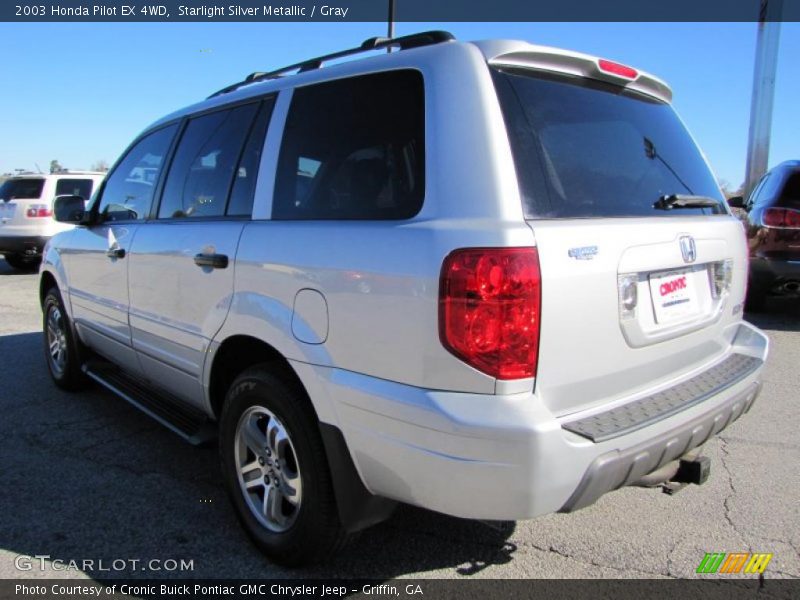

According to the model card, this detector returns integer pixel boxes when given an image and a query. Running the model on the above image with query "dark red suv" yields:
[730,160,800,310]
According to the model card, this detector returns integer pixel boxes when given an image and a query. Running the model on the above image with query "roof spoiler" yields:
[483,45,672,104]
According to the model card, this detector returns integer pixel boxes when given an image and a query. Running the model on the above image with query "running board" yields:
[82,361,216,446]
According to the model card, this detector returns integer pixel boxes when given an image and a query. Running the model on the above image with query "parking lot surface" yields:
[0,257,798,580]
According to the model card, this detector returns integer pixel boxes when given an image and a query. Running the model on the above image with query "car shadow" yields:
[746,296,800,332]
[0,331,516,581]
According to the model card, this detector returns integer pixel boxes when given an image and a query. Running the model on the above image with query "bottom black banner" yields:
[1,579,798,600]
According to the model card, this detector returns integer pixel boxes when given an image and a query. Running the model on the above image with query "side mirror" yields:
[53,195,86,223]
[727,196,745,209]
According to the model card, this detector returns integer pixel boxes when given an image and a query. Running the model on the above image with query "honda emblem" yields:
[679,235,697,263]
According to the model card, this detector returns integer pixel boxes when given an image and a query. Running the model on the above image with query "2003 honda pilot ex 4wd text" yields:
[39,32,769,565]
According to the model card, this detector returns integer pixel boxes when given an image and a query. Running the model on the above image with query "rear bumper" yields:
[0,235,50,256]
[302,321,768,521]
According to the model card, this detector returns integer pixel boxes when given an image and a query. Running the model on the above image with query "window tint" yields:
[0,178,44,200]
[493,69,725,218]
[55,178,95,199]
[159,103,259,219]
[98,125,177,222]
[273,70,425,220]
[227,100,274,216]
[778,171,800,210]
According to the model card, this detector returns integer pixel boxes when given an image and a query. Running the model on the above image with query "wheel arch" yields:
[207,333,396,532]
[207,335,306,422]
[39,270,58,307]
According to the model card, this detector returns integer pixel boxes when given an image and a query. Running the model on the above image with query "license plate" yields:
[0,202,15,222]
[649,268,702,324]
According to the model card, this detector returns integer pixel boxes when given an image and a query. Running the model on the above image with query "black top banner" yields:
[3,0,799,22]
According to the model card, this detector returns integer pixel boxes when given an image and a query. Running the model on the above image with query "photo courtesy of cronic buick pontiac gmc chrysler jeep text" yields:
[39,32,769,566]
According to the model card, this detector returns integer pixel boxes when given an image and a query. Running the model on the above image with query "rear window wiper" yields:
[654,194,721,210]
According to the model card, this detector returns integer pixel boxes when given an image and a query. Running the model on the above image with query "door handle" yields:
[106,247,126,259]
[194,253,228,269]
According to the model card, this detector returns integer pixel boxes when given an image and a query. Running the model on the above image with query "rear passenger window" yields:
[98,124,177,222]
[272,70,425,220]
[55,179,95,199]
[159,103,259,219]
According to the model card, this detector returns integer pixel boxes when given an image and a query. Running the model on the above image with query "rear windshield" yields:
[55,178,95,199]
[0,178,45,201]
[492,68,725,218]
[778,171,800,209]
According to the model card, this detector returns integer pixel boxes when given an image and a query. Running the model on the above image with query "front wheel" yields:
[219,367,347,566]
[42,287,87,390]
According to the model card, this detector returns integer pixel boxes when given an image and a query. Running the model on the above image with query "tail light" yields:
[26,204,52,218]
[762,207,800,229]
[710,259,733,298]
[439,247,541,380]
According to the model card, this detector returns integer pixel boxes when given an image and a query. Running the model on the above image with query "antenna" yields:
[387,0,395,53]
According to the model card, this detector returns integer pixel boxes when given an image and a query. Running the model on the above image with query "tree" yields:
[50,160,64,174]
[90,159,109,172]
[718,179,744,200]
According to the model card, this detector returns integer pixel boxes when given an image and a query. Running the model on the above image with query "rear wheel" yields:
[42,287,87,390]
[219,366,347,566]
[4,253,40,271]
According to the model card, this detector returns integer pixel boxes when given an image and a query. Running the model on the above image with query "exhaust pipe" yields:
[780,281,800,294]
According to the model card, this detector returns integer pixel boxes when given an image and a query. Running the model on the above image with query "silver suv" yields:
[40,32,769,566]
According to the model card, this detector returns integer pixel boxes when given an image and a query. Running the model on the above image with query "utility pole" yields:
[743,0,782,197]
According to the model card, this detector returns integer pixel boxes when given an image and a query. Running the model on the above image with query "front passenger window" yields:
[97,124,177,222]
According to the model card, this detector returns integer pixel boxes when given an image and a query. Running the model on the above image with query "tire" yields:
[42,287,88,390]
[219,366,347,566]
[4,253,41,271]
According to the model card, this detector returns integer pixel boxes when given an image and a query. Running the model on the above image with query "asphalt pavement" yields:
[0,257,797,581]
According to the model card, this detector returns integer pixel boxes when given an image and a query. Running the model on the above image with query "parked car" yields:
[728,160,800,310]
[0,171,105,270]
[40,31,768,566]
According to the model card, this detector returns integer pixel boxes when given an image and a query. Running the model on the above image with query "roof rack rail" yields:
[208,30,455,99]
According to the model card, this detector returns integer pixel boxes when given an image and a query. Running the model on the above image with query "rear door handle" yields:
[194,253,229,269]
[106,247,126,259]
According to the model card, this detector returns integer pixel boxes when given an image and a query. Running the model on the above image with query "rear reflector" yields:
[598,59,638,80]
[763,207,800,229]
[26,204,52,218]
[439,247,541,380]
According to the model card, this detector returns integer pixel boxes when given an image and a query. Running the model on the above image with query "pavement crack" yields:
[718,436,753,551]
[519,539,675,578]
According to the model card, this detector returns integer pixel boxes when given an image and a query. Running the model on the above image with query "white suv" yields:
[40,32,768,566]
[0,171,105,270]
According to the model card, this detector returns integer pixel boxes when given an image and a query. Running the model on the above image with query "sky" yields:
[1,21,797,188]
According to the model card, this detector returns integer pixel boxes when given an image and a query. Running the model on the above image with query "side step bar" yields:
[82,361,216,446]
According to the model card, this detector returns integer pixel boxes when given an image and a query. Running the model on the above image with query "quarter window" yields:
[272,70,425,220]
[159,103,259,219]
[98,125,178,222]
[227,100,274,216]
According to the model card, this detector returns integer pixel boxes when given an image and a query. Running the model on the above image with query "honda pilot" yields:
[39,31,768,565]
